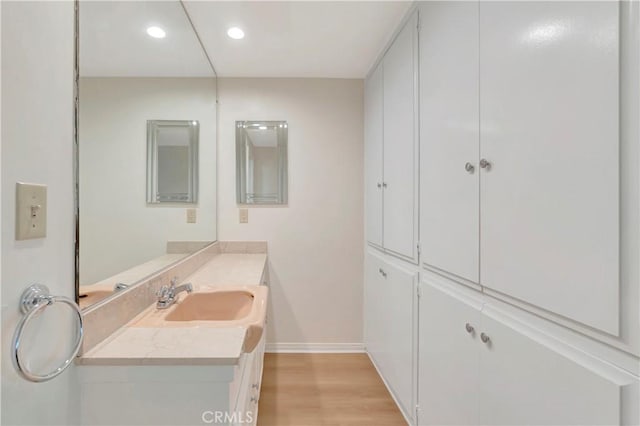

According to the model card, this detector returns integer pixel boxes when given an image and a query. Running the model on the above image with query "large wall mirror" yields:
[77,0,217,309]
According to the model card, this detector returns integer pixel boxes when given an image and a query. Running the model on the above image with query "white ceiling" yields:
[80,1,213,77]
[80,1,411,79]
[183,1,412,78]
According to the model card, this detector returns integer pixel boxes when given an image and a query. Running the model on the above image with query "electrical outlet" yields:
[16,182,47,240]
[186,208,197,224]
[239,208,249,224]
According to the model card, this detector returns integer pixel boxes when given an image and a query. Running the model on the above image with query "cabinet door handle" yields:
[479,159,492,171]
[378,268,387,278]
[465,323,475,333]
[382,182,388,188]
[377,182,382,188]
[465,162,475,174]
[252,383,259,390]
[480,332,491,344]
[250,396,258,404]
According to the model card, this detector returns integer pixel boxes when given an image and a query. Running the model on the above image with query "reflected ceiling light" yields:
[259,126,267,130]
[227,27,245,40]
[147,26,166,39]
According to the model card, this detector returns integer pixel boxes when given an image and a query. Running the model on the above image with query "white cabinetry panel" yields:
[383,11,419,262]
[479,306,635,425]
[364,250,416,423]
[479,1,621,334]
[419,1,479,282]
[365,62,384,248]
[418,279,481,425]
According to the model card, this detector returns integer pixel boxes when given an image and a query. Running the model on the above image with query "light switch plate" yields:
[186,208,197,224]
[239,208,248,224]
[16,182,47,240]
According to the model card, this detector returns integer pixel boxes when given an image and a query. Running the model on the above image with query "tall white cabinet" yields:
[365,1,639,425]
[365,11,419,263]
[420,0,622,334]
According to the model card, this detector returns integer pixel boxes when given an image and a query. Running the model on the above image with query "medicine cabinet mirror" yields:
[236,120,288,205]
[147,120,199,204]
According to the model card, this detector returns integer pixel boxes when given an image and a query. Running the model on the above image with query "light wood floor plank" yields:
[257,353,407,426]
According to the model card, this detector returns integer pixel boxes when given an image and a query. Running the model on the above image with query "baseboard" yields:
[265,343,365,353]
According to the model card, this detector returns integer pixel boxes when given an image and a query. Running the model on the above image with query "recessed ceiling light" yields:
[147,26,166,39]
[227,27,245,40]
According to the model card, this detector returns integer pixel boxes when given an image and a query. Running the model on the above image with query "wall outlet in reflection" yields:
[186,208,197,224]
[239,208,248,224]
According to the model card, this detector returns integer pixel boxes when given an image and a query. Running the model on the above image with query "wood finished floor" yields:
[257,353,407,426]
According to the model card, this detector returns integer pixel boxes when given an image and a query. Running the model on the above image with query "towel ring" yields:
[12,284,84,383]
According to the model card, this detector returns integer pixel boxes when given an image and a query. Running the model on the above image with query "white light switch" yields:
[186,208,197,224]
[16,182,47,240]
[239,208,248,224]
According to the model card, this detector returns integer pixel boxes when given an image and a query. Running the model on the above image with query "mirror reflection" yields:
[78,1,217,309]
[147,120,199,204]
[236,121,289,205]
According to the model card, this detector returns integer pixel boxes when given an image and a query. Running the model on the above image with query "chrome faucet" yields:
[156,277,193,309]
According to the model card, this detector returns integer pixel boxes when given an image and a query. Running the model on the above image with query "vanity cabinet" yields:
[419,0,621,334]
[364,10,419,263]
[79,334,267,426]
[364,250,417,422]
[418,279,639,426]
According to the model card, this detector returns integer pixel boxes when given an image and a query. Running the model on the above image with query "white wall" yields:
[218,78,364,346]
[79,78,217,285]
[1,1,78,424]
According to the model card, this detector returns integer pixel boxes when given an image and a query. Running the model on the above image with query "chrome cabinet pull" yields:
[465,323,475,333]
[377,182,382,188]
[465,162,475,174]
[382,182,388,188]
[250,396,258,404]
[479,159,492,171]
[378,268,387,278]
[252,383,259,390]
[480,332,491,344]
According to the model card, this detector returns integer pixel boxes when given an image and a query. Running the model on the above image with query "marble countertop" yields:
[78,252,267,366]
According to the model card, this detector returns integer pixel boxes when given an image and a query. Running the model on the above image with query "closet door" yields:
[365,63,384,247]
[479,306,635,425]
[383,11,419,262]
[364,251,385,366]
[419,1,479,282]
[380,259,417,420]
[479,1,620,334]
[418,279,481,425]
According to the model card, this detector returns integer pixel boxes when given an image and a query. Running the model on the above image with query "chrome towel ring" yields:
[12,284,84,382]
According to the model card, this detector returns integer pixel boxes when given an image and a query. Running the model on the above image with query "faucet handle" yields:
[156,285,169,298]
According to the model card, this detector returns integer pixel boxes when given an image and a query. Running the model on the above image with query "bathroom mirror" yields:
[147,120,199,204]
[236,121,289,205]
[77,0,217,309]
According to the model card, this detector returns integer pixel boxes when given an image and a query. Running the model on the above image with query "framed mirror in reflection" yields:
[77,1,217,309]
[236,121,289,205]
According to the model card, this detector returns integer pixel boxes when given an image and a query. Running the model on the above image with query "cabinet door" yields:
[479,307,636,425]
[365,62,384,247]
[419,1,479,282]
[418,279,482,425]
[364,251,385,367]
[479,1,620,334]
[380,259,417,420]
[383,11,419,262]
